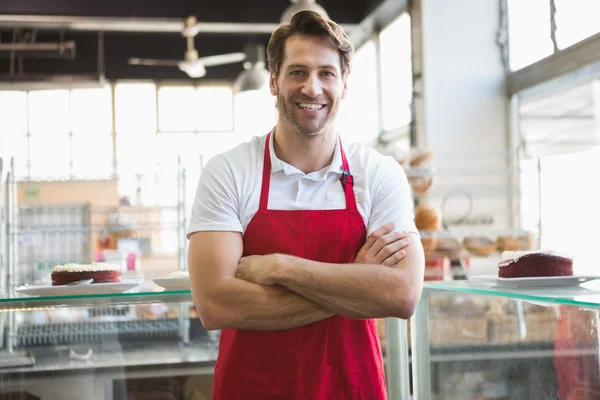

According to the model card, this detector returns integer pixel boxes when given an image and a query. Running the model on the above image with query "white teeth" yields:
[298,103,324,110]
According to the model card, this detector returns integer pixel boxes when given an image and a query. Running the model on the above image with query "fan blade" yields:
[128,58,182,67]
[198,52,246,67]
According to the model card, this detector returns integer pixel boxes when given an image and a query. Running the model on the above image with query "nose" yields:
[301,73,323,98]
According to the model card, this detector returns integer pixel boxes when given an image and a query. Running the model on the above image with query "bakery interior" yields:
[1,0,600,399]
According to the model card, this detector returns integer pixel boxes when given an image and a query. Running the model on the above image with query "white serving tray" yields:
[152,278,190,291]
[15,279,143,296]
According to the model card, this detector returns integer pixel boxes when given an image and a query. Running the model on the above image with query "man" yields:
[187,10,424,399]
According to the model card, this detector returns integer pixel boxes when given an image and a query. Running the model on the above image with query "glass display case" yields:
[408,281,600,400]
[0,290,218,400]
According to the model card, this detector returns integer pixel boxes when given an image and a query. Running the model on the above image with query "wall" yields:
[416,0,513,238]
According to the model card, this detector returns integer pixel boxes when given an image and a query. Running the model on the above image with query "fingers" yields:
[376,236,411,264]
[362,222,396,252]
[371,230,409,259]
[383,249,407,267]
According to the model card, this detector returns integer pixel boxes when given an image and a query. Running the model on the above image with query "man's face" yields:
[270,35,347,138]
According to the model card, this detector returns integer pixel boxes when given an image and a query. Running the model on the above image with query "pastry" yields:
[421,237,438,255]
[408,149,434,196]
[498,250,573,278]
[435,237,463,260]
[496,236,519,252]
[51,263,121,285]
[414,203,441,231]
[516,233,534,251]
[463,237,496,257]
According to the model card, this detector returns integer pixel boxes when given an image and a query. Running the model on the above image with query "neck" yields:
[272,122,337,174]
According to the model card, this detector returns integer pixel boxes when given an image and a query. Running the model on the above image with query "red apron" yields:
[212,132,387,399]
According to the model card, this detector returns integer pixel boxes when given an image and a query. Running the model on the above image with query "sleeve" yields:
[367,155,419,237]
[186,154,243,238]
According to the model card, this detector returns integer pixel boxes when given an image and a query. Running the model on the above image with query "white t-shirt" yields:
[187,133,418,238]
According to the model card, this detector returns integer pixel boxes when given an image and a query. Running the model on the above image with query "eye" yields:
[290,70,304,76]
[321,71,335,77]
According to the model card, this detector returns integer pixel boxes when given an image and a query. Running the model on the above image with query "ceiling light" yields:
[280,0,329,25]
[234,64,270,92]
[234,44,270,93]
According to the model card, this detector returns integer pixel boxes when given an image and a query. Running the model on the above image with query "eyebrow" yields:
[287,64,338,70]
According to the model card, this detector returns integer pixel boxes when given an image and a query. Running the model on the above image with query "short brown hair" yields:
[267,10,354,79]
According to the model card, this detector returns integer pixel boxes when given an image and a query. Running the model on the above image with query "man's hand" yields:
[355,222,411,267]
[236,254,281,286]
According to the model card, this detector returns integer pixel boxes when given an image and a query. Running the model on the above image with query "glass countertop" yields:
[424,279,600,308]
[0,290,193,310]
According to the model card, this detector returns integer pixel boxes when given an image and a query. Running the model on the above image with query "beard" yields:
[276,89,340,138]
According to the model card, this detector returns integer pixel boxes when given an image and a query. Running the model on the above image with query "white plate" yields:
[152,278,190,291]
[471,275,600,288]
[15,279,143,296]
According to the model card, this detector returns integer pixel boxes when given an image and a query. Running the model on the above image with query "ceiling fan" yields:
[128,15,246,78]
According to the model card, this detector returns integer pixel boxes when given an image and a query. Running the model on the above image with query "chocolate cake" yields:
[51,263,122,285]
[498,250,573,278]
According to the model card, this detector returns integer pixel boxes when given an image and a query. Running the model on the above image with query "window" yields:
[379,12,413,132]
[0,91,27,134]
[338,40,379,144]
[158,86,197,132]
[555,0,600,49]
[71,88,112,135]
[507,0,553,70]
[196,85,234,132]
[115,83,157,134]
[28,90,70,135]
[28,134,71,178]
[0,91,28,173]
[234,88,276,135]
[537,149,600,274]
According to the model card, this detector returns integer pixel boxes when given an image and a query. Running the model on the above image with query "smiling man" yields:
[187,10,424,399]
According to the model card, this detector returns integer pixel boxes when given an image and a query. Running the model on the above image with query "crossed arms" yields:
[187,223,425,331]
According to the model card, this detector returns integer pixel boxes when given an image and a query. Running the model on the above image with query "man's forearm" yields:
[270,250,423,320]
[198,277,333,331]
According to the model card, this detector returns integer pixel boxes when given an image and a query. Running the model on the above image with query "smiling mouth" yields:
[296,102,326,111]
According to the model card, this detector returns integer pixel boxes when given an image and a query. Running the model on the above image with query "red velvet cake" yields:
[498,250,573,278]
[51,263,122,285]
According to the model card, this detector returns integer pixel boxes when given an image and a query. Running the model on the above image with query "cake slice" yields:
[51,263,122,285]
[498,250,573,278]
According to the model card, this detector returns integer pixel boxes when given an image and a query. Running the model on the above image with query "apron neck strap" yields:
[259,132,358,211]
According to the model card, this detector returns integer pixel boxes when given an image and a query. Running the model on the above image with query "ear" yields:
[341,80,348,99]
[269,72,278,96]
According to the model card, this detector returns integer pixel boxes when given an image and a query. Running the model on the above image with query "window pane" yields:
[0,134,28,174]
[72,135,113,178]
[29,134,70,178]
[116,134,157,175]
[0,91,27,134]
[338,40,379,144]
[234,89,276,135]
[158,86,196,132]
[380,13,412,131]
[71,87,112,134]
[196,85,234,131]
[507,0,553,70]
[28,90,70,134]
[555,0,600,49]
[538,149,600,274]
[115,83,157,134]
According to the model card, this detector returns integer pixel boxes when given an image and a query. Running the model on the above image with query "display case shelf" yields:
[0,290,193,310]
[423,280,600,308]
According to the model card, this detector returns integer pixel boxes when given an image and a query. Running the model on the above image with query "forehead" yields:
[282,35,342,71]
